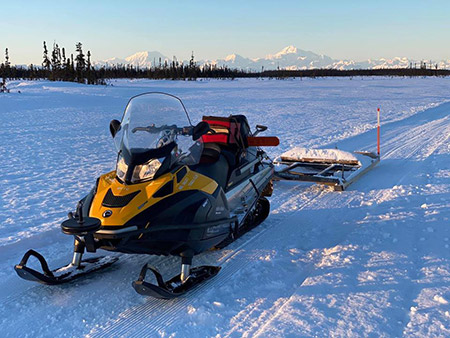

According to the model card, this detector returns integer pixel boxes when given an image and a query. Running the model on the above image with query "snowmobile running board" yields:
[274,148,380,191]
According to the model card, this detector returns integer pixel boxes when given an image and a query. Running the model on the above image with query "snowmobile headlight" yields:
[131,158,162,183]
[116,155,128,182]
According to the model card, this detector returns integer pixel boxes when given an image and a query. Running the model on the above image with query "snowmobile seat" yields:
[220,148,237,169]
[193,152,229,189]
[200,143,221,163]
[194,142,237,189]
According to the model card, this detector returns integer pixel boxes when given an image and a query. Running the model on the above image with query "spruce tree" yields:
[70,54,75,82]
[189,51,195,68]
[5,48,10,68]
[42,41,51,72]
[1,48,10,92]
[61,47,68,80]
[87,51,92,70]
[51,42,62,80]
[75,42,86,83]
[29,64,35,80]
[62,47,66,64]
[75,43,85,70]
[86,50,94,84]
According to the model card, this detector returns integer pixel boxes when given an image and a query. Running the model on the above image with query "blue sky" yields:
[1,0,449,65]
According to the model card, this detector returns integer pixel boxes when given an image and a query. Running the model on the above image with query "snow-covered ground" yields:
[0,77,449,337]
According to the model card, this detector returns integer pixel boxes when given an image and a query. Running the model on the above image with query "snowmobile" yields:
[15,92,279,299]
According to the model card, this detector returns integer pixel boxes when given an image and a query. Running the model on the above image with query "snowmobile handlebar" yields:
[132,122,215,140]
[131,125,188,135]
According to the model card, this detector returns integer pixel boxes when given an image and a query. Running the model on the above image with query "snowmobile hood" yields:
[89,166,218,226]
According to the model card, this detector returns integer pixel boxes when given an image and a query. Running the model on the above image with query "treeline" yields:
[1,45,252,83]
[261,68,450,78]
[1,43,450,90]
[87,60,253,80]
[33,41,104,84]
[1,42,105,88]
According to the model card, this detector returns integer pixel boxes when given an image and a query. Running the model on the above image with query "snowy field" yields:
[0,77,449,337]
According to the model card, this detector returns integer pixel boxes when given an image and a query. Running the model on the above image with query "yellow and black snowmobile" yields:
[15,92,278,298]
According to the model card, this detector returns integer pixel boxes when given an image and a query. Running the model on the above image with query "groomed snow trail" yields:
[246,103,450,338]
[0,78,449,337]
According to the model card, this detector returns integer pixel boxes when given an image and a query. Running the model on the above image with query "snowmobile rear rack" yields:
[274,149,380,191]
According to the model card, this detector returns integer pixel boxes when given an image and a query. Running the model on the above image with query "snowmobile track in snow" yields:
[88,188,327,337]
[223,102,450,338]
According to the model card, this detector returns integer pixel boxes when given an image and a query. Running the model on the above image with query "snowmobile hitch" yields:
[132,261,221,299]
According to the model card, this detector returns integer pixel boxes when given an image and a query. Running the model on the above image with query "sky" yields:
[1,0,449,65]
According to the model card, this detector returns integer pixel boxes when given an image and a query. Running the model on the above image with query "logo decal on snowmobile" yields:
[137,201,148,210]
[103,210,113,218]
[188,174,199,186]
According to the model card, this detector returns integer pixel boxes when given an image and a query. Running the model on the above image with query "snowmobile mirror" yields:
[110,119,121,138]
[192,121,213,140]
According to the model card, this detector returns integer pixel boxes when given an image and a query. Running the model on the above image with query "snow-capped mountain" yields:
[256,45,335,70]
[125,51,169,68]
[96,51,170,68]
[97,46,450,70]
[203,53,253,69]
[331,57,411,70]
[191,46,336,70]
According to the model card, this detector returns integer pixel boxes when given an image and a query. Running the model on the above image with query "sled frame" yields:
[274,151,380,191]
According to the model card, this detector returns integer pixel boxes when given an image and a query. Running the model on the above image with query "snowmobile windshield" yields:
[114,92,203,184]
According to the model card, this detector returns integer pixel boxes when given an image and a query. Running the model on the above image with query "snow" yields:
[0,77,449,337]
[270,45,299,58]
[279,147,359,164]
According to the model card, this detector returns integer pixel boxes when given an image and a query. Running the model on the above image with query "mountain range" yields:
[96,46,450,70]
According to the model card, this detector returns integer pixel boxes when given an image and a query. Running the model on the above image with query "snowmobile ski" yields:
[14,249,118,285]
[132,263,221,299]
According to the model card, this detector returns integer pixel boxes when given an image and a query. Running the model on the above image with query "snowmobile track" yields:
[382,115,450,161]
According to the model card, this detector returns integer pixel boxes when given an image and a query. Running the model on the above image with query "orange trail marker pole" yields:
[377,108,381,156]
